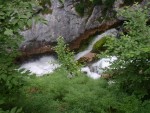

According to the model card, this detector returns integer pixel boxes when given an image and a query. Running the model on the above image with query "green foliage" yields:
[55,37,81,77]
[0,107,24,113]
[1,1,150,113]
[16,68,150,113]
[124,0,143,6]
[104,0,115,8]
[99,4,150,100]
[90,0,102,5]
[17,69,107,113]
[38,0,53,14]
[0,0,43,112]
[38,0,51,6]
[75,2,85,16]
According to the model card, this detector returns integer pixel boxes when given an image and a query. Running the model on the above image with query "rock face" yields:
[69,19,122,50]
[21,0,102,52]
[21,41,54,56]
[20,0,145,57]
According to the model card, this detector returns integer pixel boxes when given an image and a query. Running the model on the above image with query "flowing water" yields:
[19,28,118,79]
[19,56,60,76]
[75,29,118,60]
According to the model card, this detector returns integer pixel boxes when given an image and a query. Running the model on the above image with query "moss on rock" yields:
[38,0,52,15]
[92,36,108,52]
[39,0,51,7]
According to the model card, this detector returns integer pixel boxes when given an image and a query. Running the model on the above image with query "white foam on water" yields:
[19,56,60,76]
[91,56,117,74]
[19,55,116,79]
[75,29,118,60]
[81,67,101,79]
[80,56,117,79]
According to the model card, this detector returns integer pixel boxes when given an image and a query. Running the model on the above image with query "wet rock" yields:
[20,41,55,56]
[101,74,112,79]
[78,52,97,63]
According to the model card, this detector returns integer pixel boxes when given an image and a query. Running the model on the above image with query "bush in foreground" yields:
[15,68,150,113]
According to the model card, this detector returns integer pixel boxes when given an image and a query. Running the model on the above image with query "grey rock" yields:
[140,0,149,7]
[21,0,103,50]
[113,0,124,11]
[85,6,102,29]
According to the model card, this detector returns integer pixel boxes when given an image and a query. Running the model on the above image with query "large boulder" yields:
[78,52,97,63]
[21,0,102,52]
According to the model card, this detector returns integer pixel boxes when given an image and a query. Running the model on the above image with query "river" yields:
[19,28,118,79]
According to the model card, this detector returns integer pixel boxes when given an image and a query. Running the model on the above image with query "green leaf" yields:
[4,29,13,36]
[10,107,17,113]
[20,15,28,19]
[0,99,4,105]
[27,19,32,27]
[16,108,23,113]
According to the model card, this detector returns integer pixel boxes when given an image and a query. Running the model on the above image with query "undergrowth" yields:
[16,68,149,113]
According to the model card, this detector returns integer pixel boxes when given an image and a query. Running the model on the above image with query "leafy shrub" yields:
[99,4,150,100]
[55,37,81,77]
[15,69,110,113]
[0,0,43,112]
[17,68,150,113]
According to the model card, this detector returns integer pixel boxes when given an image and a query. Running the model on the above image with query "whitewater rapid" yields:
[19,56,60,76]
[75,29,118,60]
[19,29,118,79]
